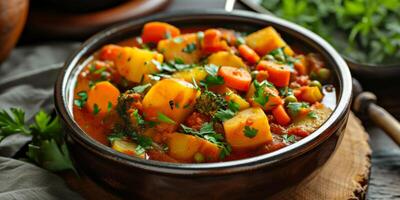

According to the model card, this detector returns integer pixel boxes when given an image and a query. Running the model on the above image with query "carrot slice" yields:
[86,81,120,116]
[99,44,123,61]
[218,66,252,91]
[272,105,291,126]
[238,44,260,64]
[202,29,229,54]
[141,22,180,43]
[256,60,291,87]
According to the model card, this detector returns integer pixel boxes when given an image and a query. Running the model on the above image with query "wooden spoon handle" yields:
[368,103,400,146]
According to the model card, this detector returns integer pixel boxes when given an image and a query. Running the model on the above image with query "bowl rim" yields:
[54,9,352,175]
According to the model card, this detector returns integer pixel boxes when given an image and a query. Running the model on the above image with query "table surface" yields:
[15,0,400,199]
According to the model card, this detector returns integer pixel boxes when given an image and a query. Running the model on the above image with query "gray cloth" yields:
[0,43,83,199]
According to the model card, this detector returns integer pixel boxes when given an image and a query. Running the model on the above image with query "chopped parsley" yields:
[107,102,113,113]
[180,123,231,159]
[74,91,88,109]
[228,101,240,113]
[200,64,224,88]
[287,102,310,117]
[282,134,296,144]
[243,126,258,138]
[93,104,100,115]
[157,112,176,124]
[132,83,151,93]
[214,109,235,122]
[253,80,274,106]
[308,111,318,119]
[182,43,197,53]
[132,109,145,126]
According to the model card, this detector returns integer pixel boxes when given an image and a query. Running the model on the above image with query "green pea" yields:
[284,95,298,104]
[318,68,330,80]
[309,80,322,89]
[194,152,205,163]
[251,71,259,79]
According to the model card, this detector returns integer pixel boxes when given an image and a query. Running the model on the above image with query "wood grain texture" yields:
[62,113,372,199]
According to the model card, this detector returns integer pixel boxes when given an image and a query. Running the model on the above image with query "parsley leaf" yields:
[214,109,235,122]
[74,91,88,109]
[282,134,296,144]
[157,112,176,124]
[200,64,224,88]
[243,126,258,138]
[182,43,197,53]
[287,102,310,117]
[228,101,240,113]
[308,111,318,119]
[132,83,151,93]
[253,80,274,106]
[0,108,30,141]
[93,104,100,115]
[133,109,145,126]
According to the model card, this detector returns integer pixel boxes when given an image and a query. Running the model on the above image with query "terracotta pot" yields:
[0,0,29,63]
[54,10,352,199]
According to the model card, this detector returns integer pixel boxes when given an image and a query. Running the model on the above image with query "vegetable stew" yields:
[73,22,336,163]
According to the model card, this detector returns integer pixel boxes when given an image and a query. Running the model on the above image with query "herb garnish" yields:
[93,104,100,115]
[287,102,310,117]
[180,123,231,159]
[200,64,224,88]
[282,134,296,144]
[243,126,258,138]
[182,43,197,53]
[74,91,88,109]
[157,112,176,124]
[253,80,274,106]
[132,83,151,93]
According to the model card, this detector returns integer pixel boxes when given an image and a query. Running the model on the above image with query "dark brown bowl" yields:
[54,10,352,199]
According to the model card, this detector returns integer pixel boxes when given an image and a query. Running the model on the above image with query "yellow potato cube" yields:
[112,139,145,158]
[208,51,247,69]
[172,66,207,83]
[245,26,294,56]
[157,33,202,64]
[115,47,163,83]
[142,78,200,125]
[223,107,272,150]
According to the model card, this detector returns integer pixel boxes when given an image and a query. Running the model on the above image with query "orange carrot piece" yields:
[218,66,252,91]
[301,86,323,103]
[294,55,308,75]
[86,81,120,116]
[256,60,291,87]
[238,44,260,64]
[202,29,229,54]
[99,44,123,61]
[141,22,180,43]
[272,105,291,126]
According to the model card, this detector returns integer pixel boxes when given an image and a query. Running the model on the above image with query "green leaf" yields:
[282,134,296,144]
[214,109,235,122]
[228,101,240,113]
[0,108,30,140]
[157,112,176,124]
[132,109,145,126]
[132,83,151,93]
[93,104,100,115]
[33,139,76,173]
[182,43,197,53]
[308,111,318,119]
[287,102,309,117]
[243,126,258,138]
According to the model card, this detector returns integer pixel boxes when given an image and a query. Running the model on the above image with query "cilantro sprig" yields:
[181,123,231,159]
[0,108,76,173]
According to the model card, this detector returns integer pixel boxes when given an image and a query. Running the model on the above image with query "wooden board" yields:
[63,112,372,199]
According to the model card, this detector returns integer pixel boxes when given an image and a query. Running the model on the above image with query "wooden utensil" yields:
[0,0,29,63]
[352,79,400,146]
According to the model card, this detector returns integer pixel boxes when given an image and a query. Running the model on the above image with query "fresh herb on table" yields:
[180,122,231,159]
[260,0,400,64]
[0,108,76,173]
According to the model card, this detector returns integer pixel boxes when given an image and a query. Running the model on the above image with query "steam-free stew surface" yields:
[73,22,336,163]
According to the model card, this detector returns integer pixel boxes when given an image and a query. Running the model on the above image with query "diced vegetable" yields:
[246,81,284,111]
[157,33,201,64]
[99,44,123,61]
[111,139,145,158]
[201,29,229,54]
[208,51,247,69]
[172,66,208,83]
[166,132,220,162]
[218,66,251,91]
[272,105,291,126]
[256,60,291,87]
[245,26,294,56]
[238,44,260,64]
[115,47,163,83]
[294,55,308,75]
[223,107,272,150]
[301,86,323,103]
[142,79,200,125]
[141,22,180,43]
[86,81,120,115]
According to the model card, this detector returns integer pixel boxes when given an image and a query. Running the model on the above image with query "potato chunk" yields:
[245,26,294,56]
[115,47,163,83]
[157,33,201,64]
[86,81,120,115]
[208,51,247,69]
[142,79,200,125]
[172,66,207,83]
[223,107,272,150]
[166,132,220,162]
[111,139,145,158]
